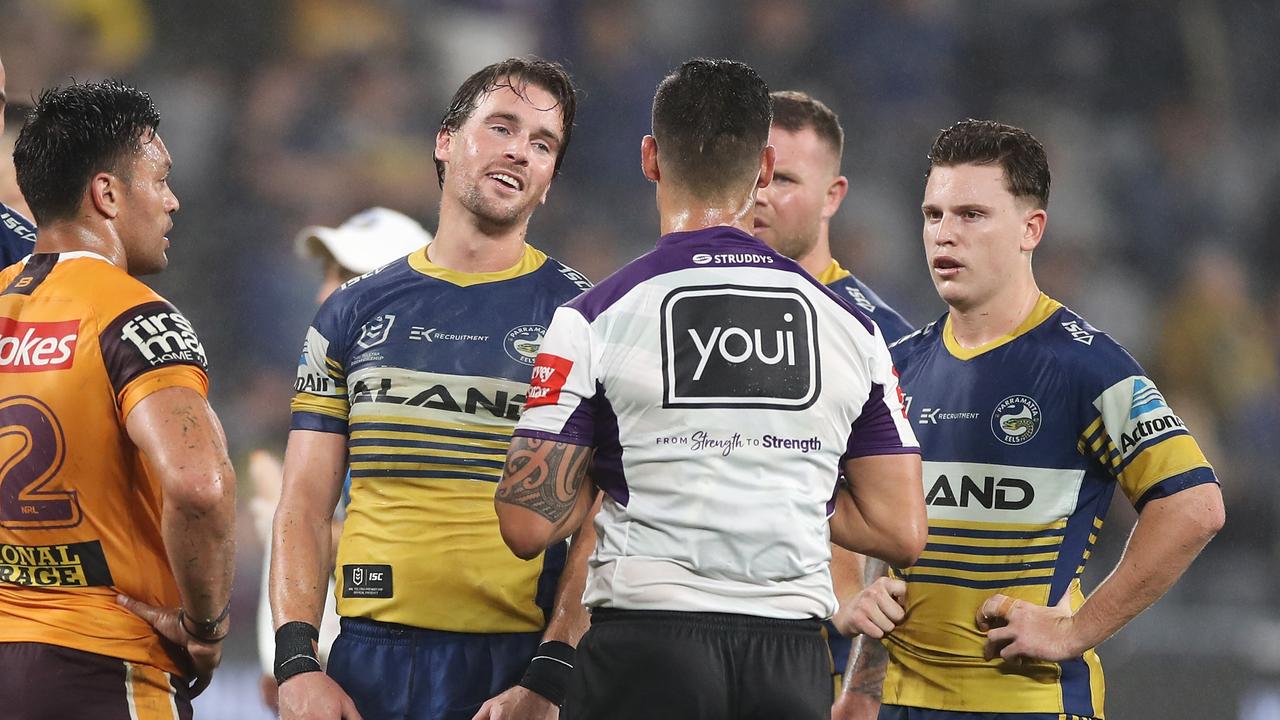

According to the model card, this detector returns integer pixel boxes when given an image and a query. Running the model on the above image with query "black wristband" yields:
[273,621,323,686]
[518,640,575,706]
[179,604,231,643]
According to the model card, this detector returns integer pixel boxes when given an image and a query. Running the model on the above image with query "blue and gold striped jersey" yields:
[816,260,913,344]
[291,244,590,633]
[0,203,37,268]
[883,294,1217,717]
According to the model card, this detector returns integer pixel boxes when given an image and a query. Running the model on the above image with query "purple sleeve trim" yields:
[842,384,913,460]
[512,427,594,446]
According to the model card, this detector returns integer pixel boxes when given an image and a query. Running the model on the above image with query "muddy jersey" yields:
[515,226,918,620]
[291,244,590,633]
[883,294,1217,717]
[0,252,210,675]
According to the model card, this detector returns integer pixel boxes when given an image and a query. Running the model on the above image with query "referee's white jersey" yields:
[515,226,919,620]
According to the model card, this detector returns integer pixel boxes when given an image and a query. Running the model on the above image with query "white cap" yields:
[295,207,433,274]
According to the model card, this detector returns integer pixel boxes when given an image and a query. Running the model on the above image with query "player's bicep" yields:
[278,429,349,524]
[495,437,596,559]
[125,386,232,507]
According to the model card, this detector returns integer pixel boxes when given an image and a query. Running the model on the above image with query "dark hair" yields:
[652,58,772,199]
[927,119,1050,208]
[13,80,161,225]
[435,56,578,188]
[770,90,843,164]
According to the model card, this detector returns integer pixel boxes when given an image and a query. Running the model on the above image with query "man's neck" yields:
[793,224,835,278]
[32,221,127,269]
[947,283,1043,348]
[429,196,529,273]
[658,188,757,237]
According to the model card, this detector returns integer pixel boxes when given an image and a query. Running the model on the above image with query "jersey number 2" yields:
[0,396,80,529]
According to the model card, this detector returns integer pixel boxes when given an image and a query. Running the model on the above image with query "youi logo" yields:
[661,285,819,410]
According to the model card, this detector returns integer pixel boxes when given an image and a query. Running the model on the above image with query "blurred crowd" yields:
[2,0,1278,716]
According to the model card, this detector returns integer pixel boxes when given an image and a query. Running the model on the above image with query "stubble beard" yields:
[459,181,526,228]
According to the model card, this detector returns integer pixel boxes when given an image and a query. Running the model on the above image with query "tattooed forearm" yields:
[843,555,891,699]
[845,634,889,699]
[495,438,593,526]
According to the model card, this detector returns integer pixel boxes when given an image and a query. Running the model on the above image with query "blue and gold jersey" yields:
[883,294,1217,717]
[817,260,913,344]
[291,244,591,633]
[0,203,37,268]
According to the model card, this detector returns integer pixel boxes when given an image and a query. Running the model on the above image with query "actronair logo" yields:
[661,284,819,410]
[1129,378,1167,418]
[0,319,79,372]
[121,310,207,368]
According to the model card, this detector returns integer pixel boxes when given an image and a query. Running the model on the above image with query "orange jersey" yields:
[0,252,209,676]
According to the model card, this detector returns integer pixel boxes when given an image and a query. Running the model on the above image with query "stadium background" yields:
[2,1,1278,717]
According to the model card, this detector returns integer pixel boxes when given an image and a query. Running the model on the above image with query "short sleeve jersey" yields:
[0,203,37,268]
[290,244,590,633]
[816,260,914,343]
[0,252,210,676]
[883,294,1217,717]
[516,227,919,620]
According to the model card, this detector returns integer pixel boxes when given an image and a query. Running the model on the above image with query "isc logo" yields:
[661,285,818,409]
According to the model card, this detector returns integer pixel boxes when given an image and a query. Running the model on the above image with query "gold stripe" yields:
[350,433,509,449]
[292,393,348,418]
[906,565,1054,582]
[1117,435,1211,499]
[943,293,1062,360]
[922,548,1058,564]
[406,243,547,286]
[350,413,517,435]
[925,534,1063,551]
[350,445,506,460]
[125,662,179,720]
[349,460,502,474]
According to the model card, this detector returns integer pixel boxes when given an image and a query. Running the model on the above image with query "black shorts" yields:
[0,642,192,720]
[565,609,830,720]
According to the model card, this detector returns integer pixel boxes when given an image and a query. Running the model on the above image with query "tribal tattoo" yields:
[495,437,593,526]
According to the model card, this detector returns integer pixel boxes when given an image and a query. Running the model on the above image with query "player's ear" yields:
[756,144,776,189]
[434,127,452,165]
[641,135,660,183]
[90,171,122,220]
[823,175,849,220]
[1021,206,1047,252]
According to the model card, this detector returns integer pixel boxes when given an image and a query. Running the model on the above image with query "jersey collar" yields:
[407,242,547,287]
[814,259,851,285]
[942,293,1062,361]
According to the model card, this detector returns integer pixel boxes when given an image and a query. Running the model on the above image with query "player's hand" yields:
[832,576,907,639]
[977,592,1082,663]
[471,685,558,720]
[830,688,880,720]
[115,594,223,698]
[278,672,363,720]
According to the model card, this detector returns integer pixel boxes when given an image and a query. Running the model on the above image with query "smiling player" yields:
[271,58,593,720]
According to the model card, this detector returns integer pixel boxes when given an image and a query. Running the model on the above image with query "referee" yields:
[493,58,926,720]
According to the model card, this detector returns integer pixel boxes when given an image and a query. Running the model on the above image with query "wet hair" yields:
[927,119,1050,208]
[435,56,578,187]
[651,58,772,199]
[13,79,161,225]
[770,90,843,164]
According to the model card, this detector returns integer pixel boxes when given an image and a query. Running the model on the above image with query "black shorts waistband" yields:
[589,608,821,634]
